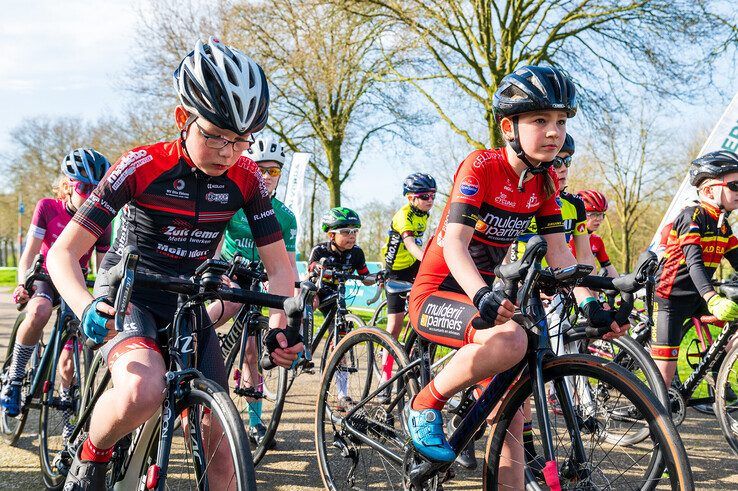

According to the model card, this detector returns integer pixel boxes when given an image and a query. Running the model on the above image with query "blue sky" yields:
[1,2,735,207]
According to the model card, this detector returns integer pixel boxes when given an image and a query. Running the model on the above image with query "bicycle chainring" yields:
[668,386,686,426]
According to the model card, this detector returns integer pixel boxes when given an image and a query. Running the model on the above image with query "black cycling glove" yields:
[263,328,303,356]
[579,298,615,328]
[473,286,508,325]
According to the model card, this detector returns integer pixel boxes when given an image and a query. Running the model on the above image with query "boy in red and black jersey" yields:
[652,151,738,387]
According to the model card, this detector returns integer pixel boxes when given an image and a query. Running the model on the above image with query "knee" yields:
[481,325,527,363]
[120,375,166,413]
[26,302,52,329]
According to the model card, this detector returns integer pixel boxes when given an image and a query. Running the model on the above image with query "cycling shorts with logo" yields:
[409,290,494,349]
[651,294,708,361]
[386,261,419,314]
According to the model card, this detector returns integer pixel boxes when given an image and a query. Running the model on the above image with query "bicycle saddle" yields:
[385,280,413,295]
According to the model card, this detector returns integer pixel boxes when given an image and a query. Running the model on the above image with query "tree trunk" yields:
[326,141,343,207]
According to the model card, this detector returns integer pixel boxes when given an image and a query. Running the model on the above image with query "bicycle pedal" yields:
[233,387,264,399]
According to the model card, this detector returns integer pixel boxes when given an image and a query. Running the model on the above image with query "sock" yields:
[248,401,263,427]
[80,438,114,463]
[9,342,35,381]
[382,355,395,382]
[412,379,449,411]
[60,387,75,434]
[523,420,536,457]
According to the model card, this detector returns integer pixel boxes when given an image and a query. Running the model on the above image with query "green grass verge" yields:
[0,269,17,287]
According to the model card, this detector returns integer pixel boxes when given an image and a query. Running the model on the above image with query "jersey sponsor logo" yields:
[252,209,275,221]
[156,243,210,258]
[459,176,479,196]
[207,182,225,190]
[526,193,540,209]
[494,193,516,208]
[576,222,586,233]
[162,225,220,243]
[234,237,255,250]
[109,150,153,190]
[420,301,464,333]
[503,179,515,193]
[472,152,492,169]
[476,212,532,242]
[89,194,116,215]
[173,179,185,191]
[205,192,229,204]
[236,157,270,197]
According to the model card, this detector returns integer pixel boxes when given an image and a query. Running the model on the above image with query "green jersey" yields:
[221,197,297,261]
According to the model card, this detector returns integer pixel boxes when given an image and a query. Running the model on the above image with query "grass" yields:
[0,269,17,287]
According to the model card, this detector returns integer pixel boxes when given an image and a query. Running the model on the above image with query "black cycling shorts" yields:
[386,262,419,314]
[651,295,707,361]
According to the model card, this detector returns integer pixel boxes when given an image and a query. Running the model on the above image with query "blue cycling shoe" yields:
[0,379,23,417]
[404,403,455,463]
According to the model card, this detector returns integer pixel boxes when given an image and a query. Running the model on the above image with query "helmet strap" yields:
[510,116,554,191]
[409,204,428,216]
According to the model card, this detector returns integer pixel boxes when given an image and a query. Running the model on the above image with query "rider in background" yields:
[48,37,299,489]
[652,150,738,388]
[206,135,299,447]
[378,173,435,389]
[405,65,625,487]
[574,189,618,277]
[0,148,110,440]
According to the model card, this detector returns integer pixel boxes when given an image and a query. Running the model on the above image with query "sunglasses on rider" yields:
[74,181,95,196]
[333,228,359,236]
[587,212,606,219]
[414,193,436,201]
[552,155,572,169]
[259,166,282,177]
[715,180,738,192]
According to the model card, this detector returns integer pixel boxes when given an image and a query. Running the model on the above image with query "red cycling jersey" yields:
[73,139,282,276]
[569,233,611,268]
[410,148,563,304]
[30,197,110,270]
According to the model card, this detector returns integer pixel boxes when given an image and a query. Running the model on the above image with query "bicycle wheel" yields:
[319,312,366,373]
[484,354,693,490]
[1,312,39,445]
[316,327,418,490]
[369,300,388,330]
[137,377,256,490]
[715,341,738,456]
[38,331,86,490]
[224,315,287,466]
[585,334,669,446]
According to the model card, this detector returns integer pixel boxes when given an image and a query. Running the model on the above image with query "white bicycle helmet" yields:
[174,36,269,135]
[247,136,286,166]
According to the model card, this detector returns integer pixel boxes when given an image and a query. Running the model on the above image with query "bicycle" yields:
[216,257,288,465]
[315,235,693,490]
[60,247,315,490]
[0,254,91,490]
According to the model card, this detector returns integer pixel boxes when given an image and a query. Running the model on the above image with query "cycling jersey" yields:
[30,197,111,270]
[513,190,586,262]
[308,242,369,283]
[656,203,738,300]
[381,203,428,271]
[73,139,282,276]
[221,197,297,262]
[409,148,563,346]
[569,233,612,268]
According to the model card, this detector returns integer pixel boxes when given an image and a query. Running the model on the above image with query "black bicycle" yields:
[0,254,92,490]
[59,247,314,490]
[315,236,693,490]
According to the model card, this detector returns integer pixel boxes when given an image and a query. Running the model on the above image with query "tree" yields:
[229,0,416,207]
[351,0,737,149]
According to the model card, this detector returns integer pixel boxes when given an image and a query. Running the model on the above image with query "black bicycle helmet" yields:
[493,65,577,122]
[174,36,269,135]
[62,148,111,184]
[321,207,361,232]
[403,173,437,195]
[560,133,575,156]
[689,151,738,187]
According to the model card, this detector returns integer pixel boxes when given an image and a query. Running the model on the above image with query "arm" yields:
[682,243,717,301]
[17,235,43,285]
[402,235,424,262]
[572,233,596,268]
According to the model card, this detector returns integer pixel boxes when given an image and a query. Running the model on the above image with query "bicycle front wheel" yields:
[716,341,738,455]
[139,377,256,490]
[484,354,693,490]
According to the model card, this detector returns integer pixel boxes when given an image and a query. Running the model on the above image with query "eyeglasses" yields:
[587,212,606,219]
[414,193,436,201]
[73,181,95,196]
[715,180,738,192]
[195,122,254,151]
[333,228,359,236]
[553,156,572,169]
[259,166,282,177]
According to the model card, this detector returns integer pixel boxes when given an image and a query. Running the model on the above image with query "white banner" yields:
[650,91,738,249]
[283,152,311,249]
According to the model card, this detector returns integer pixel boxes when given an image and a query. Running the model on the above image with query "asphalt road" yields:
[0,289,737,490]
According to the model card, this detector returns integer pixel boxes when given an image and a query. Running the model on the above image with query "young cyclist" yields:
[1,149,111,440]
[574,189,618,277]
[404,65,625,487]
[652,151,738,388]
[47,37,300,489]
[309,207,376,407]
[206,135,299,447]
[378,173,436,385]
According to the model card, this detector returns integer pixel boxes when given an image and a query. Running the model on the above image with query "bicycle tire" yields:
[223,315,287,466]
[483,354,693,490]
[315,327,418,490]
[38,331,85,490]
[134,377,256,490]
[319,313,366,373]
[1,311,38,445]
[369,299,388,330]
[715,341,738,456]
